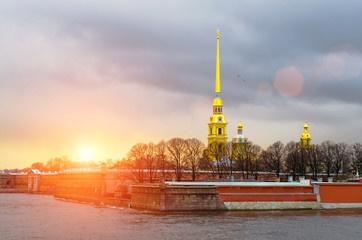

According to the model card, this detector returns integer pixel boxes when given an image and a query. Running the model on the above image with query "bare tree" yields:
[264,141,285,178]
[333,142,349,179]
[249,142,262,180]
[319,141,335,177]
[155,140,170,179]
[127,143,148,183]
[30,162,46,172]
[106,159,115,168]
[297,148,308,177]
[167,138,187,181]
[284,141,299,180]
[145,142,157,183]
[233,142,248,178]
[260,150,270,171]
[112,158,129,169]
[205,141,228,178]
[225,142,234,178]
[185,138,206,181]
[350,143,362,175]
[45,156,72,172]
[308,145,321,180]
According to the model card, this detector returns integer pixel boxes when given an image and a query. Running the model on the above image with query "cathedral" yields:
[207,30,228,147]
[207,30,311,155]
[207,30,248,153]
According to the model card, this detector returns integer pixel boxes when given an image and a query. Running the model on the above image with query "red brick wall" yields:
[318,183,362,203]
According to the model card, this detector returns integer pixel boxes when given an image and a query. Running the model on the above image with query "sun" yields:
[80,148,92,161]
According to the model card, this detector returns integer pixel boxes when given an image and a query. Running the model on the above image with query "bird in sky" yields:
[237,75,246,82]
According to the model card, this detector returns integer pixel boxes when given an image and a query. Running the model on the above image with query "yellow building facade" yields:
[208,30,228,146]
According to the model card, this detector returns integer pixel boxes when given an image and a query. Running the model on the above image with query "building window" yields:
[210,128,212,135]
[218,128,222,135]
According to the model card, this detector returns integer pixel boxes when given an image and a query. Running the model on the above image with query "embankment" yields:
[131,184,226,211]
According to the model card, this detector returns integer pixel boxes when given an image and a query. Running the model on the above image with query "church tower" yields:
[300,118,312,148]
[232,120,248,160]
[232,120,248,144]
[208,29,228,146]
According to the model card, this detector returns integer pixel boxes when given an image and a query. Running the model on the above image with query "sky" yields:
[1,0,362,169]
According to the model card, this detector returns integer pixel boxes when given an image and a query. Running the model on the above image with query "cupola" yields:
[300,118,312,147]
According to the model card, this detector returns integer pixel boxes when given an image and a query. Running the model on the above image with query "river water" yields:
[0,194,361,240]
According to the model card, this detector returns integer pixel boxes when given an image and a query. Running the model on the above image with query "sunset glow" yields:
[80,148,93,162]
[1,1,362,170]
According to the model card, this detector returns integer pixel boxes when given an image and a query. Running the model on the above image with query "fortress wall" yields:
[54,172,105,203]
[131,185,227,211]
[14,175,28,190]
[38,175,57,193]
[217,185,317,202]
[318,183,362,203]
[0,174,15,189]
[217,185,319,210]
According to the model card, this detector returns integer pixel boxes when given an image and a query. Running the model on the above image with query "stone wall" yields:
[166,182,323,210]
[54,172,105,203]
[0,174,15,189]
[131,184,227,211]
[14,175,28,190]
[1,174,56,192]
[217,185,317,202]
[39,175,57,193]
[0,174,28,190]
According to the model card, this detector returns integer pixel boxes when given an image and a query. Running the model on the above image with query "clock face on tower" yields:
[218,117,222,122]
[210,117,213,121]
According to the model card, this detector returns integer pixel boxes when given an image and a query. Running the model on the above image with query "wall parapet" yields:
[316,183,362,204]
[131,184,226,211]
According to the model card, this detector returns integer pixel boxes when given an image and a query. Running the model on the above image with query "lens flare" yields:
[274,66,304,97]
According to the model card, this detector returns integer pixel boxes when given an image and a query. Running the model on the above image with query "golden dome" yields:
[213,98,223,106]
[237,120,243,129]
[300,118,312,147]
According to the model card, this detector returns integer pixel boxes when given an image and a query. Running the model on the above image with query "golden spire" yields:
[237,118,243,129]
[304,117,308,133]
[215,29,220,96]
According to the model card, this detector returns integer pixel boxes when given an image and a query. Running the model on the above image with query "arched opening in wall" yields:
[218,128,222,135]
[6,180,11,188]
[210,128,212,135]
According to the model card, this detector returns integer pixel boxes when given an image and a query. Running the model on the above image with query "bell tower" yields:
[300,118,312,148]
[208,29,227,146]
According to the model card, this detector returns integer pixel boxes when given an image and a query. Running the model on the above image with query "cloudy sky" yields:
[1,0,362,169]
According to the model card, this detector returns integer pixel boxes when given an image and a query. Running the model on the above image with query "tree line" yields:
[16,138,361,183]
[117,138,362,183]
[25,156,100,173]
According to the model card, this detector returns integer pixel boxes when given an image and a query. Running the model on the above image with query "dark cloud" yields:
[1,0,362,163]
[3,1,361,104]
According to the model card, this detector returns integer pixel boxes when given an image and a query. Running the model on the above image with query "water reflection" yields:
[0,194,361,240]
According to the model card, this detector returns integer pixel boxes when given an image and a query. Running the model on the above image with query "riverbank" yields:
[1,171,362,212]
[0,189,28,193]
